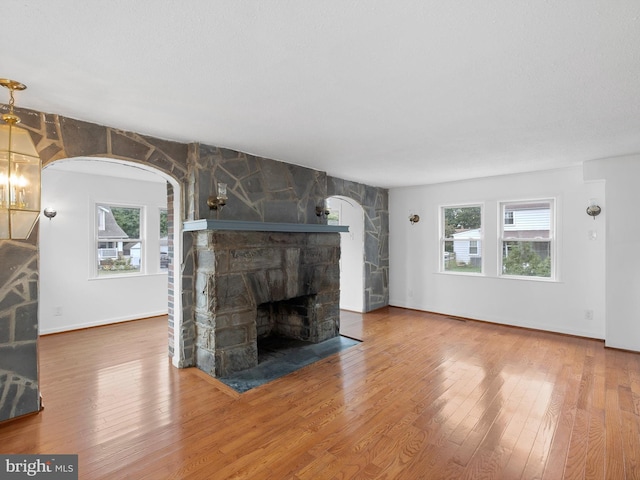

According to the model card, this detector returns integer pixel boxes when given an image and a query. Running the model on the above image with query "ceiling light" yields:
[0,79,41,239]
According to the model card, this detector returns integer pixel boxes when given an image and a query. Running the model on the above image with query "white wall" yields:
[328,196,365,312]
[40,167,168,334]
[390,166,606,339]
[584,155,640,350]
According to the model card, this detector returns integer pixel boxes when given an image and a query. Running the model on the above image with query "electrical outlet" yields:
[54,306,63,316]
[408,289,414,298]
[584,309,593,320]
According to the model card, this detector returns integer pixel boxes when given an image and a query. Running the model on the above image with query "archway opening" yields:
[326,195,365,313]
[39,157,182,365]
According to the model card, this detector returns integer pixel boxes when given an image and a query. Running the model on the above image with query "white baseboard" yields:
[388,301,603,340]
[39,311,168,335]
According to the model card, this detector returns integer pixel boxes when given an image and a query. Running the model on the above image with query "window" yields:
[96,204,142,276]
[500,200,554,279]
[159,208,169,270]
[441,205,482,274]
[504,211,514,225]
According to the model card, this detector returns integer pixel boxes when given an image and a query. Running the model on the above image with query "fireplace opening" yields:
[256,294,317,340]
[256,294,317,361]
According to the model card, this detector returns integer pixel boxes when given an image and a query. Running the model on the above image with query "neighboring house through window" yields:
[160,208,169,270]
[441,205,483,274]
[504,211,514,225]
[500,200,554,279]
[469,240,478,255]
[96,204,142,276]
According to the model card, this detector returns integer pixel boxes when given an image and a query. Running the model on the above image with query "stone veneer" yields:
[0,239,39,419]
[192,230,341,377]
[328,177,389,311]
[0,102,388,421]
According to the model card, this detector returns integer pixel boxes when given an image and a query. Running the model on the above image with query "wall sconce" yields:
[207,182,228,210]
[0,79,41,239]
[586,199,601,220]
[43,207,57,220]
[315,200,330,217]
[409,214,420,225]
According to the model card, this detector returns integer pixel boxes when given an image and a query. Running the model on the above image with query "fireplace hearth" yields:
[186,220,347,378]
[220,334,360,393]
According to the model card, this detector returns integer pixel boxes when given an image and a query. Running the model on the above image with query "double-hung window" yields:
[441,205,483,274]
[500,200,554,279]
[96,204,142,276]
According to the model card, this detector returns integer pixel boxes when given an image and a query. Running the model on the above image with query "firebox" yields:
[257,294,320,342]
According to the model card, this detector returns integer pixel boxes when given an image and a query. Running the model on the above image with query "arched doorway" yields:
[327,196,365,312]
[39,157,183,365]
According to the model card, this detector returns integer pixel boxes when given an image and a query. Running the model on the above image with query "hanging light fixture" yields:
[0,79,41,239]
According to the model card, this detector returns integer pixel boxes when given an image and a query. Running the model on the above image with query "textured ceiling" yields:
[3,1,640,187]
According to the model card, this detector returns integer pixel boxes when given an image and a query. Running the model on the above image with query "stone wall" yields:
[0,102,389,421]
[0,238,40,420]
[193,145,327,223]
[184,163,392,317]
[328,177,389,311]
[0,106,190,421]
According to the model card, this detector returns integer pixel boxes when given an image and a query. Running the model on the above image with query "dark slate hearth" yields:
[219,335,360,393]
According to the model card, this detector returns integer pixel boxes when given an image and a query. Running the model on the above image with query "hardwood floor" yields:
[2,307,640,479]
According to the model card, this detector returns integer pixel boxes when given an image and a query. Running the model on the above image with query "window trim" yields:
[498,198,556,281]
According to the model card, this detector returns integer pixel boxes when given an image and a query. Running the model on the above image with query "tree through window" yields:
[441,205,483,274]
[500,200,554,279]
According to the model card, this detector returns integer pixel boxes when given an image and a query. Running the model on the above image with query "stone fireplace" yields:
[185,220,347,378]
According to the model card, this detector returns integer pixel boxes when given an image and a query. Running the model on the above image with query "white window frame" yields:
[440,203,484,275]
[499,199,556,281]
[93,202,145,278]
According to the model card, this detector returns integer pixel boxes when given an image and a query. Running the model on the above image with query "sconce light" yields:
[315,200,330,218]
[409,214,420,225]
[0,79,41,239]
[43,207,57,219]
[586,199,601,220]
[207,182,228,210]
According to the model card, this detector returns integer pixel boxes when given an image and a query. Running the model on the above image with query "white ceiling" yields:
[3,1,640,188]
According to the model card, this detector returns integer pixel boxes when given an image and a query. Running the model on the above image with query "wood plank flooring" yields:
[2,307,640,479]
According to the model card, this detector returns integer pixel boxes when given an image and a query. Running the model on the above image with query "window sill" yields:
[90,271,168,280]
[497,274,558,283]
[435,271,560,283]
[437,270,484,277]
